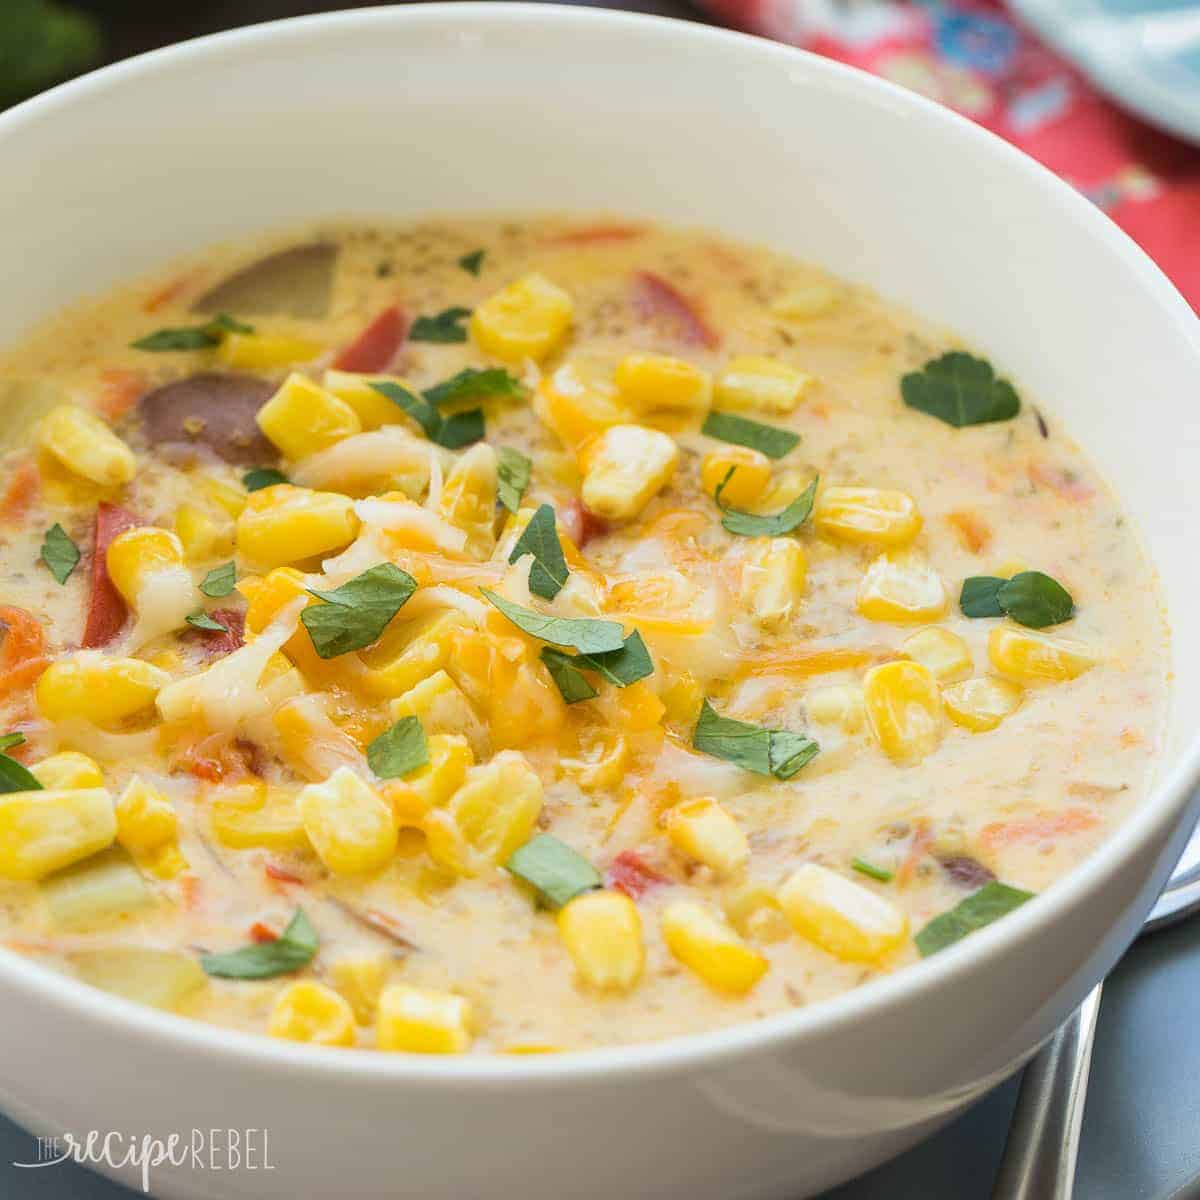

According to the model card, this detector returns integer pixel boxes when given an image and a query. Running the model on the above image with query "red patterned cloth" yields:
[699,0,1200,309]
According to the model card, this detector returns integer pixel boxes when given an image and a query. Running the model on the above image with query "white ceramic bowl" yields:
[2,7,1199,1198]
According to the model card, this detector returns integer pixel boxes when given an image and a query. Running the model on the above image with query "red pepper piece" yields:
[332,306,408,372]
[561,497,610,549]
[631,271,719,349]
[605,850,666,900]
[81,502,143,648]
[193,608,245,658]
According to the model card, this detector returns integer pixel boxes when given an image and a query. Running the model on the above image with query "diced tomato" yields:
[552,223,647,245]
[249,921,278,943]
[193,608,245,658]
[0,607,47,700]
[631,271,719,349]
[0,459,40,524]
[95,368,147,422]
[264,862,303,886]
[332,306,408,372]
[605,849,666,900]
[82,502,143,648]
[561,497,609,548]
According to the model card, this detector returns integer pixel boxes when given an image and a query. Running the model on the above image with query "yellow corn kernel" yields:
[0,787,116,880]
[331,954,390,1024]
[239,567,308,635]
[210,784,308,852]
[236,484,359,568]
[612,681,666,733]
[323,370,415,431]
[36,653,168,728]
[943,676,1023,732]
[217,332,322,370]
[562,727,629,792]
[741,537,807,628]
[390,670,487,759]
[814,486,922,546]
[988,625,1095,684]
[665,798,750,877]
[661,672,704,727]
[471,273,573,363]
[772,282,838,320]
[580,424,679,521]
[37,405,136,486]
[557,890,644,992]
[722,882,789,942]
[197,475,246,519]
[660,901,768,994]
[437,443,498,559]
[806,684,866,733]
[359,612,468,701]
[30,752,103,790]
[114,776,177,854]
[381,734,473,825]
[614,354,712,415]
[377,984,472,1054]
[105,526,186,607]
[175,503,236,562]
[778,863,908,964]
[297,766,397,876]
[901,627,972,683]
[714,356,812,415]
[857,551,947,623]
[143,842,187,880]
[862,660,943,765]
[700,445,772,508]
[534,363,632,455]
[268,981,355,1047]
[256,373,362,462]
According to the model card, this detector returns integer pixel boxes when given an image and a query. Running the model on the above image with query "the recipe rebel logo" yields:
[13,1127,275,1192]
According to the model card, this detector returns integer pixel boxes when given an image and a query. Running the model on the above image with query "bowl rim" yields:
[2,0,1199,1089]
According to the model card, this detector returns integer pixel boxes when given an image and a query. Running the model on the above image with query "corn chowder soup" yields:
[0,218,1167,1053]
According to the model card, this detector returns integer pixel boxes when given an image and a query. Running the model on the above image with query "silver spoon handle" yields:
[991,985,1103,1200]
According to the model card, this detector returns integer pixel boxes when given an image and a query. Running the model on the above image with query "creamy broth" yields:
[0,217,1168,1052]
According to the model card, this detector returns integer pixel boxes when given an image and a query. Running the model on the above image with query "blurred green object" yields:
[0,0,103,109]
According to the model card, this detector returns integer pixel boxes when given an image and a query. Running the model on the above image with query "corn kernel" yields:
[741,537,807,627]
[661,672,704,727]
[105,526,185,608]
[198,476,246,519]
[114,776,177,854]
[561,727,628,792]
[217,332,322,370]
[806,685,866,733]
[359,612,468,701]
[377,984,472,1054]
[236,483,359,568]
[862,660,943,765]
[331,955,390,1024]
[943,676,1023,732]
[901,627,972,683]
[211,784,308,852]
[322,370,417,431]
[0,787,116,880]
[665,798,749,877]
[714,356,812,415]
[298,766,397,876]
[256,373,362,462]
[779,863,908,964]
[988,625,1095,684]
[614,354,712,415]
[534,363,632,455]
[36,653,168,728]
[390,670,487,760]
[857,551,947,623]
[772,282,838,320]
[471,273,573,363]
[143,842,187,880]
[268,981,355,1047]
[660,901,768,993]
[381,734,473,825]
[580,424,678,521]
[30,752,103,790]
[700,445,772,508]
[558,890,644,992]
[723,883,789,942]
[37,405,136,486]
[175,503,235,562]
[437,443,498,559]
[814,486,922,546]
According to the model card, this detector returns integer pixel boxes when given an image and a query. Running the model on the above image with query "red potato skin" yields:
[81,502,143,648]
[193,608,245,658]
[631,271,720,349]
[137,373,277,466]
[332,306,408,373]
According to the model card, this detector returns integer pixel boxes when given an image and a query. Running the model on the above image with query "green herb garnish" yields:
[914,881,1034,956]
[185,611,228,633]
[200,908,318,980]
[0,733,25,752]
[367,716,429,780]
[242,467,288,492]
[480,589,624,654]
[369,381,484,450]
[851,857,894,883]
[497,447,532,514]
[692,699,819,780]
[715,472,818,538]
[959,576,1006,618]
[509,504,569,600]
[409,306,471,344]
[506,834,602,908]
[423,367,525,408]
[539,648,599,704]
[40,523,79,585]
[458,249,486,276]
[577,630,653,687]
[960,571,1074,628]
[901,352,1020,428]
[199,562,237,599]
[702,411,800,460]
[131,313,252,352]
[302,563,418,658]
[0,731,39,794]
[434,408,485,450]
